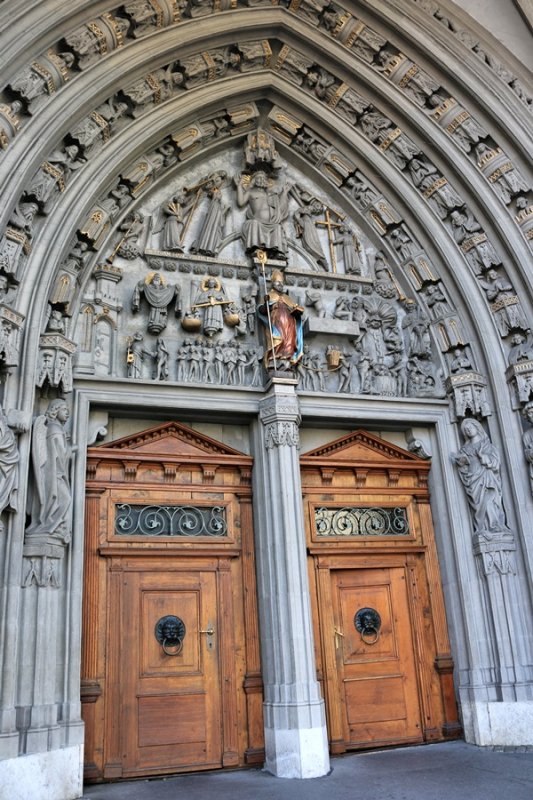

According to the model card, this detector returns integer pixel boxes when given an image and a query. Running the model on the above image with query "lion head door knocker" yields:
[155,615,186,656]
[354,607,382,645]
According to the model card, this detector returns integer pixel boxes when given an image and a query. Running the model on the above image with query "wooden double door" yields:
[302,430,461,752]
[81,422,264,781]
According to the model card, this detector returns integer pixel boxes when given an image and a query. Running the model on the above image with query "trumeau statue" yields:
[132,272,180,334]
[258,270,304,371]
[26,398,72,545]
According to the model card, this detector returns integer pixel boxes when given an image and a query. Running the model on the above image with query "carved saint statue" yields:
[190,171,229,257]
[0,404,19,530]
[132,272,180,334]
[258,270,304,370]
[235,171,290,259]
[192,277,234,338]
[521,402,533,496]
[452,418,509,538]
[153,189,193,252]
[26,398,72,544]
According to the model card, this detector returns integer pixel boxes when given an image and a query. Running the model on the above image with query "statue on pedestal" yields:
[258,269,304,371]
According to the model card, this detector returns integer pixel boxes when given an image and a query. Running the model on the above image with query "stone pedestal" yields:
[254,381,329,778]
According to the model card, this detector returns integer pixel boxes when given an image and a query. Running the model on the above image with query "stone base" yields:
[264,723,330,778]
[0,745,83,800]
[462,701,533,746]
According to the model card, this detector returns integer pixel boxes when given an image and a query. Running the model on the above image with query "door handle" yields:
[334,627,344,649]
[199,623,215,650]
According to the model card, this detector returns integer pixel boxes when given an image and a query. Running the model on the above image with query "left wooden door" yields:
[116,564,222,777]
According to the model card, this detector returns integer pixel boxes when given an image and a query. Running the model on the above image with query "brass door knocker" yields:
[354,607,381,645]
[155,615,186,655]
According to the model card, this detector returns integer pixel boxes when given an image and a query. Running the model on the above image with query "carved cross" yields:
[315,207,344,273]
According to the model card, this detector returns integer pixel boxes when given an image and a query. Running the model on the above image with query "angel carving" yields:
[26,398,72,544]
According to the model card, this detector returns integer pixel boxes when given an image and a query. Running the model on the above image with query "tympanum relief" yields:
[70,130,447,399]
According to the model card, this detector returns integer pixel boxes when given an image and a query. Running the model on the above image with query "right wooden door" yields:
[331,565,423,748]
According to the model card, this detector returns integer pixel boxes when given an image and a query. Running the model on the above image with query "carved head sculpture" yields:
[271,269,284,293]
[460,417,485,442]
[45,398,69,423]
[522,401,533,425]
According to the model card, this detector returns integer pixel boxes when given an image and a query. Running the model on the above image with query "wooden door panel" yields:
[333,567,422,748]
[120,567,221,776]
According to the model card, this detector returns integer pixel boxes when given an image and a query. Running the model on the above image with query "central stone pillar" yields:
[254,380,330,778]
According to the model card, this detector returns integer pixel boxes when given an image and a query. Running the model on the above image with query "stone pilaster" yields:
[254,380,329,778]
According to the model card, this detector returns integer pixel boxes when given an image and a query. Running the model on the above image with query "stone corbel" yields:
[506,359,533,409]
[445,371,491,420]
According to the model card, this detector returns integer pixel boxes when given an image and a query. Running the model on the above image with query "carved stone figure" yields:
[475,143,528,205]
[116,212,145,260]
[9,52,75,112]
[452,419,509,538]
[293,128,327,163]
[402,300,432,359]
[126,332,145,379]
[235,171,291,258]
[69,97,129,156]
[241,288,258,334]
[65,16,129,69]
[449,210,500,272]
[191,277,235,337]
[343,174,378,209]
[153,337,170,381]
[508,333,533,366]
[181,48,240,89]
[24,146,85,213]
[424,283,451,318]
[258,270,304,370]
[0,405,19,529]
[190,171,229,256]
[450,348,473,373]
[389,226,417,260]
[46,309,66,334]
[26,398,72,544]
[294,199,328,270]
[333,225,361,274]
[521,402,533,495]
[429,95,488,153]
[153,189,193,251]
[132,272,180,334]
[479,269,528,337]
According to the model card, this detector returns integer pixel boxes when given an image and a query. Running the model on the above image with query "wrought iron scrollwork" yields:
[115,503,227,537]
[315,506,409,537]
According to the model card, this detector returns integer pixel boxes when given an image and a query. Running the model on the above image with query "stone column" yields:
[254,380,329,778]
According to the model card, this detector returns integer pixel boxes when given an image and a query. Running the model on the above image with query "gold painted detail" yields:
[370,211,387,235]
[146,73,162,104]
[379,127,401,151]
[47,50,70,82]
[0,129,8,149]
[383,53,406,78]
[461,233,487,253]
[262,40,272,68]
[6,228,31,254]
[42,161,66,192]
[289,0,301,10]
[423,177,447,198]
[328,83,348,109]
[150,0,164,26]
[491,296,518,313]
[399,63,419,88]
[90,111,110,141]
[103,13,125,47]
[446,110,470,134]
[431,97,456,121]
[275,44,290,70]
[0,105,20,129]
[515,206,533,224]
[346,19,365,47]
[477,147,503,168]
[202,51,216,82]
[332,13,351,38]
[488,163,513,183]
[31,61,55,94]
[214,0,221,10]
[170,0,181,21]
[87,21,108,55]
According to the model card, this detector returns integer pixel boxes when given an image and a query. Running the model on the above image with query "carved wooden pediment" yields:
[301,429,425,466]
[94,420,247,458]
